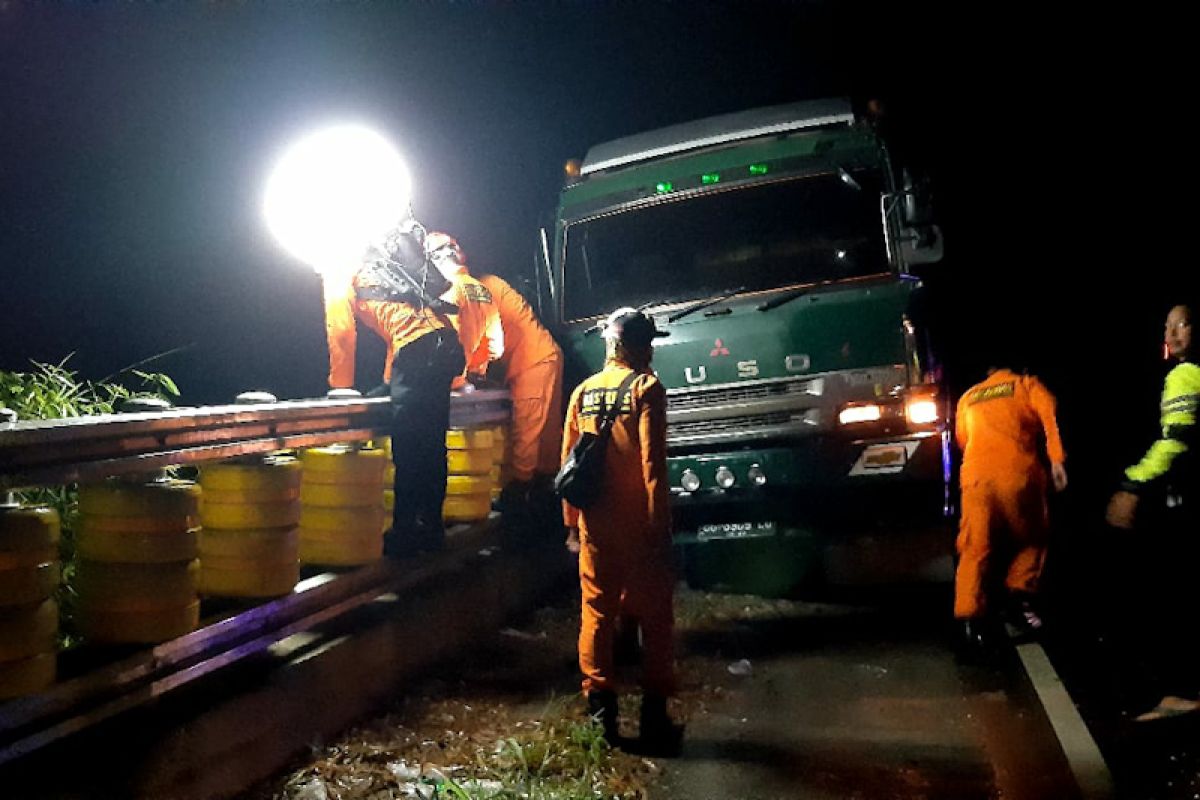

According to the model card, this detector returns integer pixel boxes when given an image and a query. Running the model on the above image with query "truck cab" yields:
[542,99,949,594]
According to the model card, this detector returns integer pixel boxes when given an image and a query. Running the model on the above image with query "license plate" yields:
[696,520,777,542]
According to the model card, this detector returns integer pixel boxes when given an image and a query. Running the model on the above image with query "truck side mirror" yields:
[897,170,943,265]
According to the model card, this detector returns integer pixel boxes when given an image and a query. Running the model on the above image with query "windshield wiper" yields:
[668,286,746,324]
[757,287,809,312]
[583,297,672,336]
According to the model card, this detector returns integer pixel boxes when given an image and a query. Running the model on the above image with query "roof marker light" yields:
[655,181,674,194]
[749,163,769,176]
[701,172,721,185]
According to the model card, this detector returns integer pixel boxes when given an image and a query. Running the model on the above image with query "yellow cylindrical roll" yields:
[79,481,201,519]
[0,599,58,662]
[199,527,298,559]
[76,525,199,564]
[0,507,61,552]
[0,548,57,570]
[0,652,56,700]
[490,426,508,465]
[446,427,494,450]
[0,562,61,607]
[201,499,301,530]
[299,535,382,566]
[76,601,200,644]
[198,458,302,494]
[443,493,492,522]
[300,446,387,484]
[383,489,394,512]
[300,482,384,508]
[198,560,299,598]
[74,559,199,610]
[447,449,493,476]
[199,486,301,505]
[446,474,492,496]
[298,505,387,537]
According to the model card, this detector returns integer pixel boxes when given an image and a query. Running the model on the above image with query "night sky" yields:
[0,2,1194,494]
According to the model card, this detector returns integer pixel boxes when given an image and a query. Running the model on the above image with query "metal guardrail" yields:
[0,388,512,764]
[0,389,510,490]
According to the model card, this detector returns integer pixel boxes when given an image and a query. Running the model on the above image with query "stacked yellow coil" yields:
[444,427,495,522]
[0,507,60,699]
[298,446,387,566]
[198,457,302,598]
[75,481,201,644]
[489,425,509,502]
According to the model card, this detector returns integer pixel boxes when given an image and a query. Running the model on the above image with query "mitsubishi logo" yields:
[710,338,730,357]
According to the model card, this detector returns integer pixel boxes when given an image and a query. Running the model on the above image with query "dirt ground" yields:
[240,588,818,800]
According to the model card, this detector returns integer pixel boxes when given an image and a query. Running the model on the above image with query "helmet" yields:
[424,231,465,265]
[601,307,669,346]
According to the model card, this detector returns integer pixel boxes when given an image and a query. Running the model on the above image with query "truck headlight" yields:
[905,398,939,425]
[680,469,701,492]
[715,466,736,489]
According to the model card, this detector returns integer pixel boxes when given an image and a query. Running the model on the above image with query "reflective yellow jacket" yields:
[1125,362,1200,492]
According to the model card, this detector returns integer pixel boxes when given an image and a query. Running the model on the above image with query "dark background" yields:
[0,1,1193,505]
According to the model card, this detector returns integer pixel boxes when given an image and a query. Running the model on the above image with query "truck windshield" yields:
[562,171,888,321]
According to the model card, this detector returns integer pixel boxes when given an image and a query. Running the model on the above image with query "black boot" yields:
[1005,593,1044,638]
[586,689,620,745]
[638,694,682,756]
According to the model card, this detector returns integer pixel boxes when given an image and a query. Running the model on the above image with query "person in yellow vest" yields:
[954,364,1067,650]
[322,220,464,555]
[562,307,679,753]
[1108,303,1200,721]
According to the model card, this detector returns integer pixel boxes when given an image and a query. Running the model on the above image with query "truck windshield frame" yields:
[561,170,890,322]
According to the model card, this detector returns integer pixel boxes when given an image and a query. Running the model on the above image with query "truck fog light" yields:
[838,404,882,425]
[680,469,701,492]
[715,466,736,489]
[747,464,767,486]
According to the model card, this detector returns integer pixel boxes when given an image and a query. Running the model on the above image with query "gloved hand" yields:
[365,383,390,398]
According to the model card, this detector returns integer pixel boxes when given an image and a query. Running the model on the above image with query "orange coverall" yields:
[479,274,564,481]
[441,267,503,386]
[322,269,450,388]
[562,359,674,697]
[954,368,1066,619]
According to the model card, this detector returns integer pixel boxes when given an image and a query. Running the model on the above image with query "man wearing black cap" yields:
[561,306,680,753]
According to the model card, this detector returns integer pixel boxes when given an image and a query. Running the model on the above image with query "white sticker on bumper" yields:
[849,440,921,476]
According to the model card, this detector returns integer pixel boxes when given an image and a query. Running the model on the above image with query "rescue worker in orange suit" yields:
[424,232,504,390]
[1106,303,1200,721]
[323,219,465,555]
[475,272,564,525]
[954,365,1067,649]
[562,307,679,753]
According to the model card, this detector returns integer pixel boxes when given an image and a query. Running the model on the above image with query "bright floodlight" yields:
[263,125,411,274]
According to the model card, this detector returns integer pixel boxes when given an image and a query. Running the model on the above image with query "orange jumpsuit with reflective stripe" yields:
[954,369,1066,619]
[562,360,674,696]
[441,267,503,386]
[479,274,564,481]
[323,270,449,388]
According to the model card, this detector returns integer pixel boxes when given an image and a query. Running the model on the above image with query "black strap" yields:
[598,372,639,436]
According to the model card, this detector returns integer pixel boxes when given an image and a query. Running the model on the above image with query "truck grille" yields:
[667,379,818,413]
[668,411,799,443]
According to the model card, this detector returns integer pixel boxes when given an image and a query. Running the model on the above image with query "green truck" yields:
[540,99,949,594]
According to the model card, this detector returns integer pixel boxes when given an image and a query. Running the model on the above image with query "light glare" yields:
[264,125,411,274]
[906,399,939,425]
